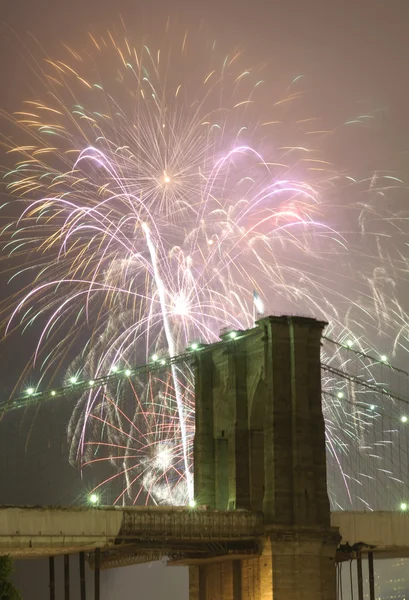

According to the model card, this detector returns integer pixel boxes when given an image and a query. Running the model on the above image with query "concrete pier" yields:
[192,316,340,600]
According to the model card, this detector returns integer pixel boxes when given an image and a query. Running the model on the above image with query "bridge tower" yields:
[190,315,340,600]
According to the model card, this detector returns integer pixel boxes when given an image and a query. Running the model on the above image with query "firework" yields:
[81,365,194,506]
[1,25,408,507]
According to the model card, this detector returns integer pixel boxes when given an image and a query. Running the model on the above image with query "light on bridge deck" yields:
[89,493,100,505]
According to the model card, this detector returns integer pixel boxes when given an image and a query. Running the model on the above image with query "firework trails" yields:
[1,26,408,508]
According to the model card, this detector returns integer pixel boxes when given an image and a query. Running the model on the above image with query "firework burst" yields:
[81,365,194,506]
[1,25,408,507]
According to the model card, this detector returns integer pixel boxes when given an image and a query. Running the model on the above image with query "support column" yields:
[262,318,293,524]
[199,566,207,600]
[306,322,332,523]
[189,566,199,600]
[194,559,266,600]
[199,563,235,600]
[233,561,242,600]
[263,531,339,600]
[94,548,100,600]
[290,319,327,525]
[242,557,261,599]
[357,553,364,600]
[231,351,250,510]
[249,429,264,511]
[64,554,70,600]
[215,437,229,509]
[368,552,375,600]
[259,540,273,600]
[194,353,215,507]
[79,552,86,600]
[49,557,55,600]
[191,316,339,600]
[219,562,234,600]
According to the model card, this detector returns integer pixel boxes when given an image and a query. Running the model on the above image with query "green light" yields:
[26,387,34,395]
[191,342,199,350]
[111,365,118,373]
[69,376,78,384]
[346,340,353,348]
[160,359,166,366]
[401,416,408,424]
[400,502,408,511]
[89,380,95,386]
[89,493,99,505]
[188,499,197,508]
[51,390,56,397]
[337,391,344,399]
[380,355,388,362]
[229,331,237,339]
[152,354,158,362]
[125,369,131,377]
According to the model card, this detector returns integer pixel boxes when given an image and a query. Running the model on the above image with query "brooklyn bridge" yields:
[2,315,409,599]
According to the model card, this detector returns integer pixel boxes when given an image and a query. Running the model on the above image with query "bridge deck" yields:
[0,506,263,558]
[1,507,408,561]
[332,511,409,559]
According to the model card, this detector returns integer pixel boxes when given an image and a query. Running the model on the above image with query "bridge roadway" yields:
[1,506,409,565]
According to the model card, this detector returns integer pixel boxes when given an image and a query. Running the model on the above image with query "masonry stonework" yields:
[191,315,340,600]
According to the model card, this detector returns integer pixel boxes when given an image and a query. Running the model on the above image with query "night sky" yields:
[1,0,409,597]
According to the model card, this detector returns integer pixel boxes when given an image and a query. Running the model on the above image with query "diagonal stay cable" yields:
[321,362,409,406]
[323,336,409,379]
[0,349,195,415]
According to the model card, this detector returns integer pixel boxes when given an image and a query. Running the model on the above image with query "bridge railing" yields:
[119,508,264,540]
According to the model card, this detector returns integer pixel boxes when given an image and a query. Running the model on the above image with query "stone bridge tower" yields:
[190,315,340,600]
